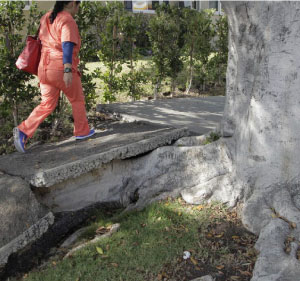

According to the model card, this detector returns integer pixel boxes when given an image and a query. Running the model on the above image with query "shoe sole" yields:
[13,127,25,153]
[75,130,95,140]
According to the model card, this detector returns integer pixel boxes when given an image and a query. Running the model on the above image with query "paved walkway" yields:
[97,96,225,135]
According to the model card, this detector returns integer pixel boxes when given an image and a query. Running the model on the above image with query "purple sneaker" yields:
[75,129,95,140]
[13,127,28,153]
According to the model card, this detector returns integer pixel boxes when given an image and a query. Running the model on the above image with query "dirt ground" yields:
[151,205,257,281]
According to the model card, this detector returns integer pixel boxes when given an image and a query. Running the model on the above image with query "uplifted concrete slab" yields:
[0,122,188,188]
[0,172,54,268]
[97,96,225,135]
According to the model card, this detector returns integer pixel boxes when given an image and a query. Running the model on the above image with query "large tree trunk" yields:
[122,2,300,280]
[220,2,300,280]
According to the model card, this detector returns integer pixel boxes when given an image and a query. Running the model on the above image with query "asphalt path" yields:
[97,96,226,135]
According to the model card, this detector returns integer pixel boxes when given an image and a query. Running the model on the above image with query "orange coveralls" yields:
[18,11,90,138]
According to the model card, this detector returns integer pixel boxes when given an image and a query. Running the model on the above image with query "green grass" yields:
[22,199,224,281]
[203,132,221,145]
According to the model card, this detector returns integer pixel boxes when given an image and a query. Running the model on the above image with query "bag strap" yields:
[35,24,41,39]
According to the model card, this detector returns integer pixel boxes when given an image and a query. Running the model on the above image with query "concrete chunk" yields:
[0,122,189,187]
[0,173,54,267]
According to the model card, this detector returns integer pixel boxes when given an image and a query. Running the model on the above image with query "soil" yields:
[152,206,257,281]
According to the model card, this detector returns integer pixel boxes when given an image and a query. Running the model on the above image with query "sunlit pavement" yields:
[97,96,225,135]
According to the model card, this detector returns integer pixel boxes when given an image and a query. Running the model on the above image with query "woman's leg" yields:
[63,73,90,136]
[18,83,60,138]
[39,69,90,137]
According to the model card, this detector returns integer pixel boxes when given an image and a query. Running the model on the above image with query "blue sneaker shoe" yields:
[13,127,28,153]
[75,129,95,140]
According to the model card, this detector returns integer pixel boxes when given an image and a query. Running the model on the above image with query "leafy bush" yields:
[0,1,42,152]
[147,4,182,97]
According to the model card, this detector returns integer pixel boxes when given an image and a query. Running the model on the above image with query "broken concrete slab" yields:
[0,172,54,268]
[0,122,189,188]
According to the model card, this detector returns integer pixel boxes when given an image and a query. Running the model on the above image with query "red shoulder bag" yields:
[16,25,41,76]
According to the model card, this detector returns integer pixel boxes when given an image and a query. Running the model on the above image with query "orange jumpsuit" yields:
[18,11,90,138]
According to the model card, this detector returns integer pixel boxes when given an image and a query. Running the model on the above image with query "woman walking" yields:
[14,0,94,153]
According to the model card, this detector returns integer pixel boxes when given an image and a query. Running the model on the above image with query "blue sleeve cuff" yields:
[62,41,74,65]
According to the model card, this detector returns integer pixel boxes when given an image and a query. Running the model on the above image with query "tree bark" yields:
[153,79,160,100]
[121,2,300,280]
[185,45,194,95]
[219,2,300,280]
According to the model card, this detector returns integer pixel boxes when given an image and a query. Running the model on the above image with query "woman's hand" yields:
[63,63,73,87]
[63,72,73,87]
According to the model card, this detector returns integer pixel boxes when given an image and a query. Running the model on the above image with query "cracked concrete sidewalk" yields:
[0,96,225,272]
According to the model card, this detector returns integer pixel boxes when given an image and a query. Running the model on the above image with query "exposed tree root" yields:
[123,137,238,211]
[124,135,300,280]
[243,183,300,280]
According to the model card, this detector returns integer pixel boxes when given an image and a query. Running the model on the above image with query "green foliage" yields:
[209,14,228,87]
[0,1,41,122]
[147,4,183,94]
[76,1,104,110]
[203,131,220,145]
[182,8,215,93]
[0,1,42,151]
[122,69,147,101]
[94,1,125,103]
[120,12,148,100]
[134,14,151,56]
[94,67,123,103]
[214,14,228,65]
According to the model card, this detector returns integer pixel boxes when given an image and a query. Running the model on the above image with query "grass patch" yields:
[203,132,221,145]
[20,198,257,281]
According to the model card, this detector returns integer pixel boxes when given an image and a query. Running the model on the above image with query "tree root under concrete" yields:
[124,135,300,281]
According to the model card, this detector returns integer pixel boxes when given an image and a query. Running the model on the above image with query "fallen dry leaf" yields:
[239,270,252,276]
[190,257,198,265]
[287,236,295,242]
[96,226,108,235]
[216,265,224,270]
